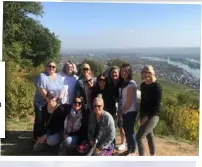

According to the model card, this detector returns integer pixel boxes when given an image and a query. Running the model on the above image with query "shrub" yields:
[6,61,35,119]
[155,120,171,136]
[171,107,199,141]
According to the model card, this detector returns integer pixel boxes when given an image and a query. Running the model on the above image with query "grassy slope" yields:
[133,74,195,99]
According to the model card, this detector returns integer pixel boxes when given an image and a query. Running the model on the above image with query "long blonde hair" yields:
[62,61,77,75]
[141,65,156,82]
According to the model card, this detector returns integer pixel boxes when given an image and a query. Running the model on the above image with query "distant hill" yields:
[61,47,200,58]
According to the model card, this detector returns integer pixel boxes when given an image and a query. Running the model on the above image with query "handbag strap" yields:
[45,103,60,128]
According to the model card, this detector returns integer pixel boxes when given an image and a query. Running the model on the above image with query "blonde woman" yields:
[88,94,116,156]
[59,61,78,104]
[136,65,162,156]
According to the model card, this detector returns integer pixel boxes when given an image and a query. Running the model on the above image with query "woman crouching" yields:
[58,96,89,155]
[33,90,70,152]
[87,94,116,156]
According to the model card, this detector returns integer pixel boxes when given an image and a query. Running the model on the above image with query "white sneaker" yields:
[118,144,126,151]
[127,152,136,156]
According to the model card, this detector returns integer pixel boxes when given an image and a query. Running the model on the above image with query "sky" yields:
[33,2,201,51]
[0,161,196,167]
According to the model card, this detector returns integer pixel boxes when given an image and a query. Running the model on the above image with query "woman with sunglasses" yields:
[33,61,63,140]
[58,61,78,104]
[33,90,70,152]
[75,68,96,111]
[88,94,116,156]
[91,74,110,112]
[136,65,162,156]
[119,63,138,156]
[58,96,89,155]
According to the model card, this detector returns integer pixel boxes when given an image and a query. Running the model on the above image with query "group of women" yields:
[33,60,162,156]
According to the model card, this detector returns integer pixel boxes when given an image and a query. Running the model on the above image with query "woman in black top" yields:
[33,90,70,152]
[91,74,110,111]
[136,65,162,156]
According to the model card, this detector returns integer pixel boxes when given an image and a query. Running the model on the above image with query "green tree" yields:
[3,1,61,67]
[77,59,105,77]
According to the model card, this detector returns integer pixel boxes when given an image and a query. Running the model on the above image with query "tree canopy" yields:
[3,1,61,67]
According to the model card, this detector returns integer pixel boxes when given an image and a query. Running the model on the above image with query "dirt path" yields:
[1,130,198,156]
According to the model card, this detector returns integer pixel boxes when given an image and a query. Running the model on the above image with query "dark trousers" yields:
[123,111,137,153]
[33,105,43,139]
[136,116,159,156]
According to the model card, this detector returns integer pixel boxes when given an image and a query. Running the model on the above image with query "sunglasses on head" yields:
[93,104,102,108]
[73,101,82,105]
[48,65,56,68]
[83,68,89,71]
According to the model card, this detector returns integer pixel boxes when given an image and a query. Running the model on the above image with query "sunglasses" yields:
[84,78,92,84]
[73,101,82,105]
[83,68,89,71]
[93,105,102,108]
[48,65,56,68]
[143,71,151,74]
[99,78,106,82]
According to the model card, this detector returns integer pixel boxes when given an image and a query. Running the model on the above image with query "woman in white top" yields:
[119,63,138,156]
[59,61,78,104]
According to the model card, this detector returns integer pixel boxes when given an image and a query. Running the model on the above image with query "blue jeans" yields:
[123,111,137,153]
[64,136,78,149]
[33,132,62,152]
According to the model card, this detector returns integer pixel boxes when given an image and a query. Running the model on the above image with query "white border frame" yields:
[0,1,201,167]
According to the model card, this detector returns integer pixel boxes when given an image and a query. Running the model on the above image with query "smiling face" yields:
[111,69,119,81]
[93,99,104,115]
[98,75,106,89]
[46,62,56,75]
[66,63,74,75]
[141,66,156,83]
[72,97,82,111]
[120,67,129,81]
[83,73,93,87]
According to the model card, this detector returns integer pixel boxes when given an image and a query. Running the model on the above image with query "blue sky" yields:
[34,2,201,51]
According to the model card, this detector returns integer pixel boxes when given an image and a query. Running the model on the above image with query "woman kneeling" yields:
[33,90,70,152]
[59,96,89,155]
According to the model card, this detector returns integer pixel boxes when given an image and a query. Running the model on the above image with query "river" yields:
[141,57,200,79]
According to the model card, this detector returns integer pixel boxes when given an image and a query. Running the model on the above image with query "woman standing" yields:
[136,65,162,156]
[108,66,126,151]
[59,61,78,104]
[75,69,96,111]
[91,74,110,112]
[33,61,63,139]
[119,63,138,156]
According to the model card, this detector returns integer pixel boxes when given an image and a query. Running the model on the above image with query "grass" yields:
[6,117,33,131]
